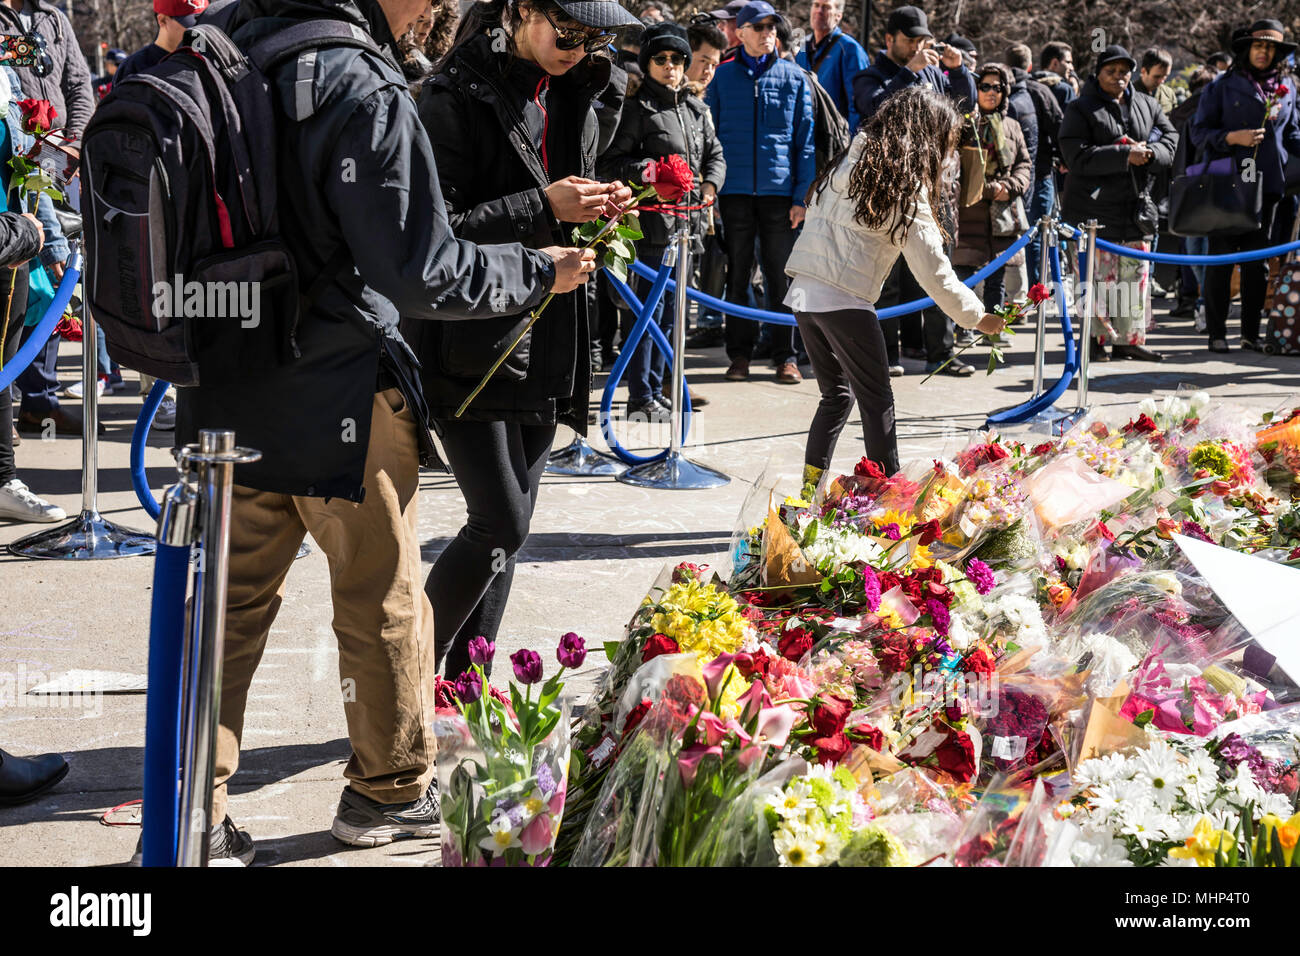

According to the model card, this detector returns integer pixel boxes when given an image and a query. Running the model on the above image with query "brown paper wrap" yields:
[1077,682,1149,761]
[762,496,822,588]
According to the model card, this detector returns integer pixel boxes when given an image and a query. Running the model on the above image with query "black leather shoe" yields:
[17,406,105,437]
[0,747,69,805]
[1112,344,1165,362]
[1089,339,1110,362]
[625,398,672,423]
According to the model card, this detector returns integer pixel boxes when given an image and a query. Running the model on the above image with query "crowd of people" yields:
[2,0,1299,866]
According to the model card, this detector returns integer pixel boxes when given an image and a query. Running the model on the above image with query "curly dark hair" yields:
[808,86,963,246]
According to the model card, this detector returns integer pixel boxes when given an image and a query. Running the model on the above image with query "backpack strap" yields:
[809,32,841,72]
[249,19,385,122]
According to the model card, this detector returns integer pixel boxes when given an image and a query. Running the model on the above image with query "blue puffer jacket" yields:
[705,53,816,205]
[796,27,870,133]
[1190,67,1300,198]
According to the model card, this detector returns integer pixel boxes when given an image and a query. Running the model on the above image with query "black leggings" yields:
[1,266,32,485]
[425,418,556,679]
[796,307,899,475]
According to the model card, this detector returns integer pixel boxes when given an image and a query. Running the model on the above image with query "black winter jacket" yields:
[176,0,555,501]
[1059,77,1178,240]
[599,75,726,252]
[406,33,608,432]
[1012,67,1064,181]
[0,211,41,267]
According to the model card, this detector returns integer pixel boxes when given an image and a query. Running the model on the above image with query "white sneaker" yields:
[62,379,105,400]
[1194,303,1206,333]
[152,396,176,431]
[0,479,66,523]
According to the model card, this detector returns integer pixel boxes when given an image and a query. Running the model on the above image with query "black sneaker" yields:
[330,782,440,848]
[128,815,255,866]
[625,397,672,423]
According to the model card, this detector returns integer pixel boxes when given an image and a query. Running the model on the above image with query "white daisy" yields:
[773,827,824,867]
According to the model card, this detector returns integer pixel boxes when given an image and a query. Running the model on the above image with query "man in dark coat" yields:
[174,0,596,863]
[1005,42,1064,282]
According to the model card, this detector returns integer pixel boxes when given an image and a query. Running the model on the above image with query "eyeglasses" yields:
[744,21,777,33]
[540,6,617,53]
[651,52,687,66]
[977,82,1004,92]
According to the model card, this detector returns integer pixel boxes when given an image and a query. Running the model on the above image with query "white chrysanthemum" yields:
[1074,751,1130,790]
[1070,827,1135,867]
[767,780,818,821]
[1118,810,1175,848]
[946,610,976,652]
[774,827,824,867]
[1179,749,1221,809]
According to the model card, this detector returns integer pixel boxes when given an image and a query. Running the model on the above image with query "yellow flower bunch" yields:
[1168,817,1234,867]
[873,509,915,536]
[648,579,751,661]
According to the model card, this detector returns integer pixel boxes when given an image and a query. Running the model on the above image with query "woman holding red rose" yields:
[784,87,1004,488]
[406,0,638,679]
[600,21,726,421]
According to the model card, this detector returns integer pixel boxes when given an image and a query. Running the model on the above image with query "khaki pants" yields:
[211,388,435,822]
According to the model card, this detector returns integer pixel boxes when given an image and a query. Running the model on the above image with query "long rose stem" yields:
[454,188,656,419]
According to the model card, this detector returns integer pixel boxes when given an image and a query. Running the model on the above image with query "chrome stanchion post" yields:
[175,429,260,866]
[618,227,729,490]
[1031,216,1052,397]
[1077,219,1099,410]
[9,239,155,559]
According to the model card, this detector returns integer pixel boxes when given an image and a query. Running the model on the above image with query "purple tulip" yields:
[556,632,587,668]
[467,636,495,667]
[454,668,482,704]
[510,648,544,685]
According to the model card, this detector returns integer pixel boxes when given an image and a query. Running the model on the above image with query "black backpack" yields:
[801,68,851,179]
[81,19,379,386]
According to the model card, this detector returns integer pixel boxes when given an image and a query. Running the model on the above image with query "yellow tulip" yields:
[1168,817,1234,867]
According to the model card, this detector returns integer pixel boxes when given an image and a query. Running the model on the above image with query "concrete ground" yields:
[2,294,1298,867]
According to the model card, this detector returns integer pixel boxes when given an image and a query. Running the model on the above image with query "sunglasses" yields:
[744,21,778,33]
[540,6,617,53]
[651,52,686,66]
[977,82,1004,92]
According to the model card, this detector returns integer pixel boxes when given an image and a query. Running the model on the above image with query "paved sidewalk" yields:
[1,299,1298,866]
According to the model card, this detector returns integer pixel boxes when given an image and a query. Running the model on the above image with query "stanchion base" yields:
[1050,406,1090,435]
[8,510,156,560]
[616,452,729,490]
[1012,404,1070,430]
[545,437,626,476]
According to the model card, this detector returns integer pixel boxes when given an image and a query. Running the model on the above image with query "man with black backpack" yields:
[86,0,598,864]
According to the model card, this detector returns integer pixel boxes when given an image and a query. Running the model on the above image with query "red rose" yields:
[811,731,851,765]
[915,519,943,546]
[810,694,852,737]
[854,457,886,480]
[735,647,771,679]
[641,632,681,663]
[1027,283,1051,304]
[924,580,952,606]
[644,153,695,203]
[1123,413,1158,435]
[877,634,913,675]
[933,730,977,780]
[1031,441,1055,456]
[851,722,884,751]
[878,571,902,594]
[778,626,814,662]
[622,699,653,740]
[17,98,56,136]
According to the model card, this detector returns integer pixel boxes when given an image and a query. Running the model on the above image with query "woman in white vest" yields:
[784,85,1003,487]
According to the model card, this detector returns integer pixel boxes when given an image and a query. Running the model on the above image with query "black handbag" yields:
[1168,134,1263,237]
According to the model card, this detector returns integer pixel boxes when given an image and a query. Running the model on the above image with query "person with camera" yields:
[1189,20,1300,353]
[173,0,598,863]
[1059,44,1176,362]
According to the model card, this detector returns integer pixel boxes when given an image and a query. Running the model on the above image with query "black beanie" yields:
[638,22,692,72]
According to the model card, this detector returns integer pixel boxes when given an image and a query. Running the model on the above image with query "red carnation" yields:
[854,457,886,480]
[644,153,695,203]
[641,632,680,663]
[810,695,852,737]
[878,571,902,594]
[778,626,815,662]
[963,646,997,676]
[17,98,56,136]
[811,731,851,765]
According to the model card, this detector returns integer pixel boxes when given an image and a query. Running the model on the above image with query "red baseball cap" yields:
[154,0,208,28]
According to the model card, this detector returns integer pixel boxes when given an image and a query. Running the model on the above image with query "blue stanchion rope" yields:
[985,241,1078,427]
[142,537,189,867]
[131,379,170,520]
[600,262,693,465]
[625,223,1041,325]
[0,251,82,392]
[1088,232,1300,265]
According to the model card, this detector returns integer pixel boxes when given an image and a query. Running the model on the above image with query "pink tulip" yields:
[519,813,554,856]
